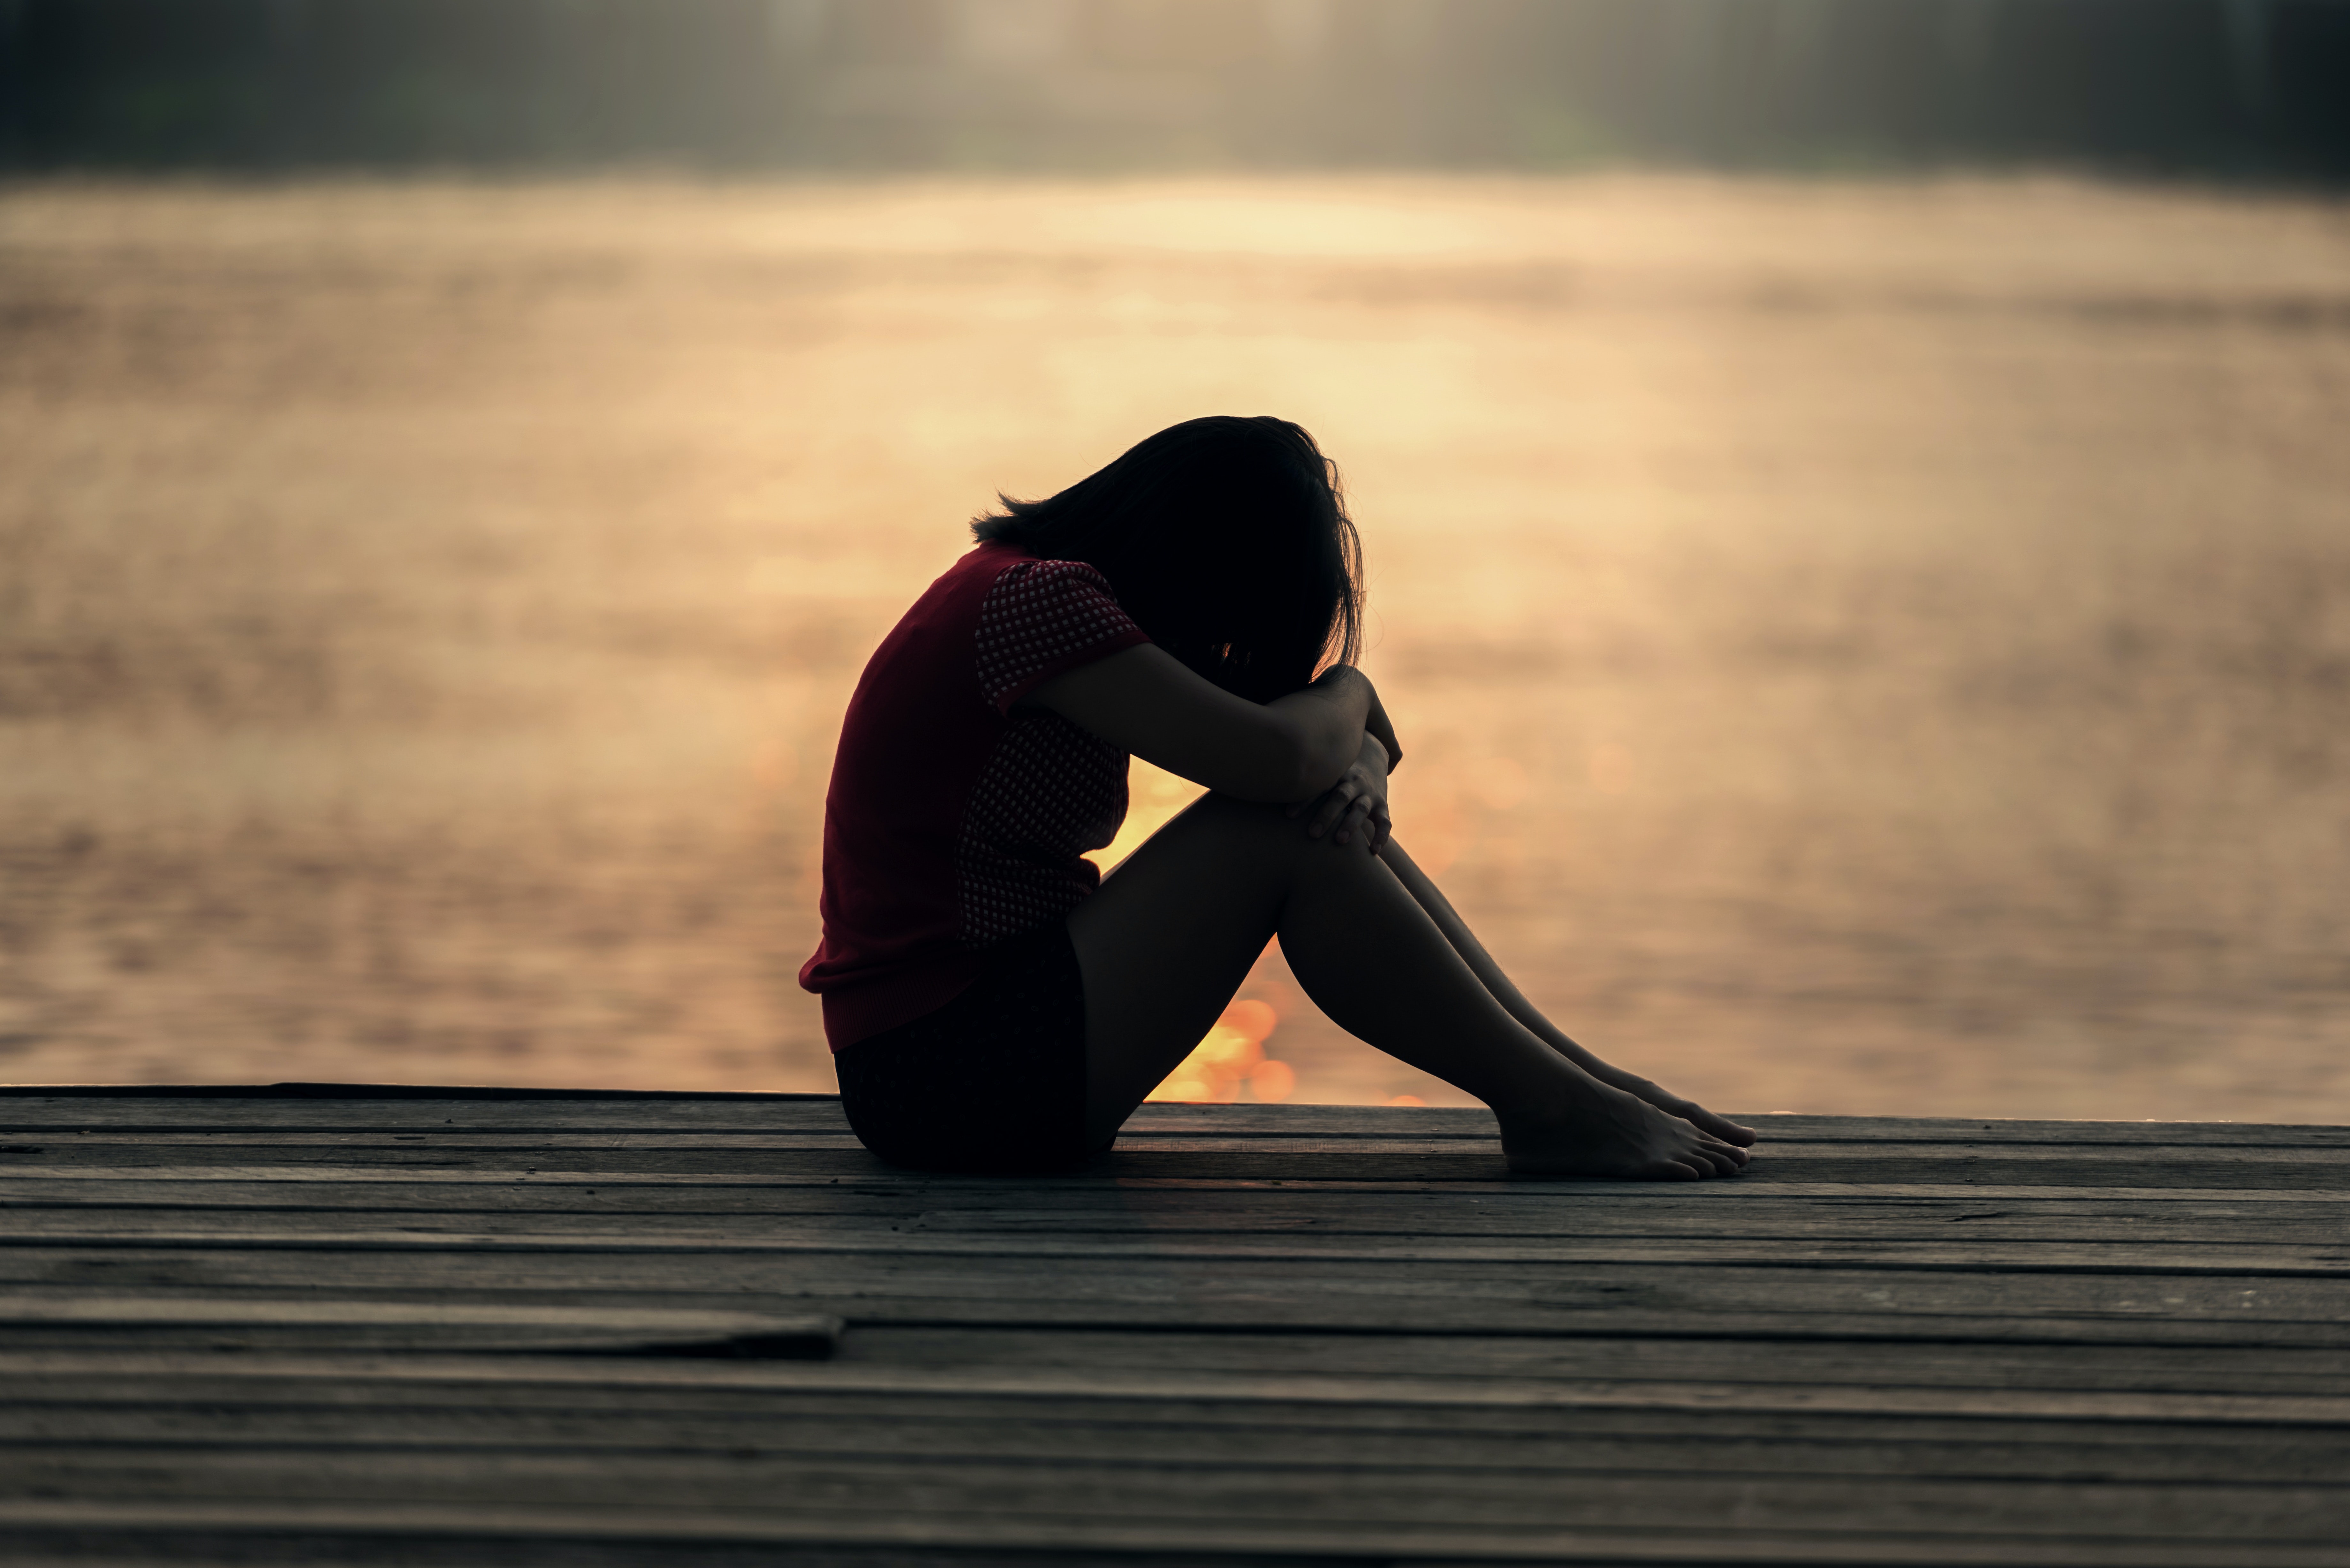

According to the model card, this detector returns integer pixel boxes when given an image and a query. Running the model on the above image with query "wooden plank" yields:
[834,1323,2350,1398]
[9,1367,2349,1467]
[11,1133,880,1151]
[3,1091,2342,1568]
[0,1106,2329,1173]
[1123,1108,2350,1150]
[18,1133,2350,1171]
[5,1249,2350,1344]
[9,1440,2350,1541]
[10,1346,2350,1425]
[0,1084,836,1104]
[8,1164,2349,1206]
[23,1328,2350,1399]
[0,1101,858,1135]
[6,1223,2350,1278]
[5,1425,2333,1497]
[2,1208,2346,1257]
[18,1166,2350,1213]
[8,1185,2350,1246]
[8,1143,2347,1192]
[5,1095,2347,1149]
[4,1449,2346,1549]
[10,1200,2350,1251]
[10,1393,2348,1486]
[14,1229,2350,1292]
[855,1323,2350,1401]
[0,1296,836,1358]
[17,1332,2350,1400]
[17,1368,2291,1431]
[8,1354,2342,1429]
[5,1497,2346,1568]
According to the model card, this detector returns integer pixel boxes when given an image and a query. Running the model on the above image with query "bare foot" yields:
[1576,1066,1758,1149]
[1500,1086,1752,1180]
[1531,1032,1759,1148]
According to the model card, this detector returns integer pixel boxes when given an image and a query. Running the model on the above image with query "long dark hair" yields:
[972,416,1363,703]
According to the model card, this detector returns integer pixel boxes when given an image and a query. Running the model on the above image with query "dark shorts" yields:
[832,921,1100,1174]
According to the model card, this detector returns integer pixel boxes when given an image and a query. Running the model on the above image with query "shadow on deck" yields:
[0,1088,2345,1565]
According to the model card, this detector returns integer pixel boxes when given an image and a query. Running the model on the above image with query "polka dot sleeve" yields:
[974,559,1151,715]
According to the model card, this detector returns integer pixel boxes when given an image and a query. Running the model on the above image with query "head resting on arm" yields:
[972,415,1363,704]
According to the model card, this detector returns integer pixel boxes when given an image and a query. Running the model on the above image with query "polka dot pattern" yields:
[975,559,1142,714]
[960,559,1141,947]
[957,710,1127,944]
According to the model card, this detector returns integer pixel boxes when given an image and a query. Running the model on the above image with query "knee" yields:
[1188,791,1382,877]
[1188,791,1314,852]
[1174,791,1306,864]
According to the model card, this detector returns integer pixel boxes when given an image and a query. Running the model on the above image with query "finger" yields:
[1333,793,1376,846]
[1308,784,1352,837]
[1308,782,1358,839]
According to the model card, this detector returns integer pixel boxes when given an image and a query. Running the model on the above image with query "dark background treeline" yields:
[3,0,2347,177]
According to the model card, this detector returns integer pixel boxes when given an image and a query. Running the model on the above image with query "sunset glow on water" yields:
[4,176,2347,1119]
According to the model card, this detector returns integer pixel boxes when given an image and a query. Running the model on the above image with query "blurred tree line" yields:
[2,0,2345,178]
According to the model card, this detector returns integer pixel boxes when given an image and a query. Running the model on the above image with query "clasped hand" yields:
[1288,731,1392,853]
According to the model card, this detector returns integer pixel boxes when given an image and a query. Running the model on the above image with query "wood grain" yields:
[3,1089,2343,1566]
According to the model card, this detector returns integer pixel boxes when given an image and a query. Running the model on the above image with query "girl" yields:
[801,416,1755,1179]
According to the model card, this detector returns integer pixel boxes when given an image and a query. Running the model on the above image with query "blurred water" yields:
[3,175,2347,1119]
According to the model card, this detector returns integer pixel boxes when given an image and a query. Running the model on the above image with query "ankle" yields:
[1495,1076,1626,1138]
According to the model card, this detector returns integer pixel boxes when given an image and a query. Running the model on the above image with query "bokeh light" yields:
[1146,997,1293,1105]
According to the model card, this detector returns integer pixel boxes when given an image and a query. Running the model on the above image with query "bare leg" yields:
[1068,793,1748,1179]
[1379,841,1757,1149]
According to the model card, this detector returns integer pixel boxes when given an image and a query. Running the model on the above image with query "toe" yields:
[1692,1108,1758,1146]
[1692,1141,1744,1176]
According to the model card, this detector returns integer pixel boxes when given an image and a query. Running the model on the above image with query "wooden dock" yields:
[0,1088,2344,1565]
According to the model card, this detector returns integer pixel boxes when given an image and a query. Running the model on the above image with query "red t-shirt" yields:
[799,540,1152,1050]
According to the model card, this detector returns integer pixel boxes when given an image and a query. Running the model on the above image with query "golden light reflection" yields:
[1250,1059,1297,1102]
[1088,759,1204,875]
[1146,995,1294,1104]
[11,177,2350,1121]
[1586,743,1636,796]
[1402,795,1464,878]
[1471,757,1530,812]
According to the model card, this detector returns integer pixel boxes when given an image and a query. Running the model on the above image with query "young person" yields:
[801,416,1755,1179]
